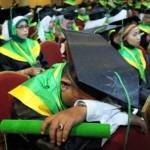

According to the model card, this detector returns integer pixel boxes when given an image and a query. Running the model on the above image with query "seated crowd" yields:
[0,0,150,149]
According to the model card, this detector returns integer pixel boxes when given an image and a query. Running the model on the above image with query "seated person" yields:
[0,16,49,77]
[38,15,65,43]
[139,10,150,52]
[9,62,147,150]
[10,31,146,150]
[115,23,150,105]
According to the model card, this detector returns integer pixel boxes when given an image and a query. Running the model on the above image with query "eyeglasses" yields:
[16,25,29,29]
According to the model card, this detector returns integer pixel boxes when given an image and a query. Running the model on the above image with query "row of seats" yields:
[0,41,150,149]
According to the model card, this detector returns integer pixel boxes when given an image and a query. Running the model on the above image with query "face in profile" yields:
[61,74,94,106]
[16,20,29,39]
[125,26,141,48]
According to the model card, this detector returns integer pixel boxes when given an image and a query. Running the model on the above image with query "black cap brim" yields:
[110,16,140,26]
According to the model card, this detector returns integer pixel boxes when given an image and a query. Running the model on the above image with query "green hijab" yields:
[10,63,67,116]
[0,16,40,66]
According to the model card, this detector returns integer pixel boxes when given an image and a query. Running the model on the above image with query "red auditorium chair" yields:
[75,20,85,30]
[0,71,28,149]
[28,26,38,40]
[40,41,63,67]
[102,126,150,150]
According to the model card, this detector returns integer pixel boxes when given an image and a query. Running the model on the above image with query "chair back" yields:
[0,71,28,120]
[40,41,63,67]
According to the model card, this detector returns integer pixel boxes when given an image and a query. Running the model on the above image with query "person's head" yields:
[61,64,95,106]
[122,24,141,48]
[12,16,29,39]
[115,24,141,48]
[78,7,86,15]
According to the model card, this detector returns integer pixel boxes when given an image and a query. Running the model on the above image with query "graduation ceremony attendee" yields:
[77,7,89,23]
[61,7,79,31]
[138,10,150,52]
[37,6,65,43]
[0,16,49,77]
[9,31,148,150]
[116,23,150,105]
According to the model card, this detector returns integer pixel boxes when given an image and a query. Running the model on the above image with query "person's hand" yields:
[41,106,87,146]
[23,67,44,76]
[131,115,148,133]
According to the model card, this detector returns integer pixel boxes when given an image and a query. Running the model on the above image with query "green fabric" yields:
[77,15,90,22]
[21,63,67,114]
[64,0,76,5]
[99,0,107,7]
[30,21,37,27]
[0,119,111,138]
[1,38,39,66]
[142,2,150,9]
[71,23,79,31]
[114,0,124,5]
[45,31,55,41]
[138,22,150,34]
[108,0,116,8]
[135,1,141,9]
[127,0,133,7]
[119,46,146,82]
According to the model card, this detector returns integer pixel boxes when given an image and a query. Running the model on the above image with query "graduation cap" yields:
[83,24,122,41]
[143,9,150,15]
[110,16,140,26]
[38,6,56,21]
[0,8,10,24]
[0,6,32,24]
[109,5,127,16]
[88,7,107,20]
[13,6,31,17]
[62,6,77,20]
[65,31,140,107]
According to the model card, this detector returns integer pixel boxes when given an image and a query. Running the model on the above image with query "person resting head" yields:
[9,30,148,150]
[9,62,148,149]
[0,16,48,77]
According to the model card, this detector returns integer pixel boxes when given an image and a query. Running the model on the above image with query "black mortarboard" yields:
[143,9,150,15]
[0,8,10,24]
[88,7,106,20]
[38,6,56,21]
[0,6,32,24]
[62,6,77,20]
[83,25,122,41]
[65,31,140,107]
[110,16,140,26]
[13,6,31,17]
[109,5,127,16]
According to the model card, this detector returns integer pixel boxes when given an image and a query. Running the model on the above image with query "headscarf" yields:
[11,16,29,41]
[0,16,40,66]
[38,15,55,42]
[9,63,67,116]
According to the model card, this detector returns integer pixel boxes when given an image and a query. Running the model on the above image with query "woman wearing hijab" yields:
[0,16,49,77]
